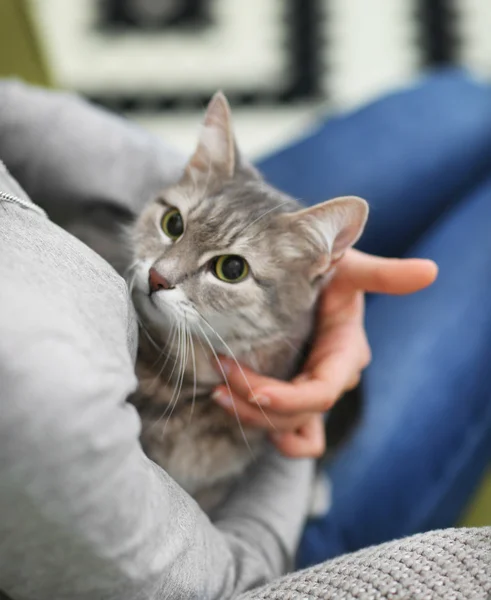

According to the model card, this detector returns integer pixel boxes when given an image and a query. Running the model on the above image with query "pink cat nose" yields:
[148,267,174,293]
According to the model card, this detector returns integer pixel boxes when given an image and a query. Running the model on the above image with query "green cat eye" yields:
[213,255,249,283]
[161,208,184,240]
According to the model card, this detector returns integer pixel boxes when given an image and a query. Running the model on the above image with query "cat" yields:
[67,92,368,512]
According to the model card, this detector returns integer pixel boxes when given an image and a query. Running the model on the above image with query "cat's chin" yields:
[133,289,173,331]
[133,287,202,338]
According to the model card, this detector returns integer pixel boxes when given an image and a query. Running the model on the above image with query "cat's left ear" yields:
[288,196,369,272]
[186,91,236,180]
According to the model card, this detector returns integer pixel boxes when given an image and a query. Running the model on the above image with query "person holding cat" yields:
[2,69,490,599]
[0,80,437,599]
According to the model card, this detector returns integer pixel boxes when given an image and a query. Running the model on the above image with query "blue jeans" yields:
[257,68,491,567]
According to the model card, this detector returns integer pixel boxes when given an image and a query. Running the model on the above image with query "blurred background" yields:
[2,0,491,160]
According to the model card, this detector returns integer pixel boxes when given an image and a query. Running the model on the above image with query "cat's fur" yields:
[69,93,368,512]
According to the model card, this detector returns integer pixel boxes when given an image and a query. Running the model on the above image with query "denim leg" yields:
[257,69,491,257]
[297,173,491,567]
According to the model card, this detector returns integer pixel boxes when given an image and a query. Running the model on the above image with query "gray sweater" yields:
[0,81,313,600]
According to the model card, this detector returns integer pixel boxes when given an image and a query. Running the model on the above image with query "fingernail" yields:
[221,360,231,376]
[249,394,270,406]
[213,357,231,376]
[212,389,233,407]
[295,374,310,383]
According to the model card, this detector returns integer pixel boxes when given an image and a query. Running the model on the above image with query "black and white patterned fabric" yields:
[31,1,491,112]
[29,1,491,156]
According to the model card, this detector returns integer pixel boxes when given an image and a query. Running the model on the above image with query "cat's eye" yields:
[161,208,184,240]
[212,255,249,283]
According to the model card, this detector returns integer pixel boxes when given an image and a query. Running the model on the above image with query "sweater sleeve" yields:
[0,84,313,600]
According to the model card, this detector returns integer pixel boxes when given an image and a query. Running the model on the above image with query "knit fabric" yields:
[241,528,491,600]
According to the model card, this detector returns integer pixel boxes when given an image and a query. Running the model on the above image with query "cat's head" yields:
[129,92,368,349]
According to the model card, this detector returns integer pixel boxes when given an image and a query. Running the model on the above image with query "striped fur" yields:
[127,93,368,511]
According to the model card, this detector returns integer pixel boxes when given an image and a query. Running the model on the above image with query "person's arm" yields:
[0,79,186,218]
[0,85,313,599]
[0,304,311,600]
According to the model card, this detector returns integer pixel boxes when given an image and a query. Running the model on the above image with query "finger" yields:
[214,358,284,405]
[271,415,325,458]
[217,321,368,416]
[216,366,338,414]
[336,249,438,295]
[257,366,347,413]
[305,301,369,368]
[260,324,369,414]
[212,387,311,431]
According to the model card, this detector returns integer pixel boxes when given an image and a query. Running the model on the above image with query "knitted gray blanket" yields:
[242,528,491,600]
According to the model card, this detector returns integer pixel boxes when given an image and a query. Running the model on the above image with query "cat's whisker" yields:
[174,319,190,411]
[124,259,137,277]
[136,313,161,352]
[283,337,300,354]
[147,319,182,433]
[151,320,178,368]
[163,319,189,434]
[125,264,163,352]
[158,327,182,434]
[241,200,292,235]
[195,321,254,458]
[125,266,138,299]
[195,312,277,433]
[125,261,142,295]
[143,317,178,396]
[187,323,198,424]
[151,321,178,372]
[164,321,184,415]
[164,319,182,389]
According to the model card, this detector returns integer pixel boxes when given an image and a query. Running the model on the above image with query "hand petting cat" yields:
[212,249,438,458]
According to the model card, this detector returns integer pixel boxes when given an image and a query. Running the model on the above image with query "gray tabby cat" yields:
[67,92,368,512]
[124,93,368,511]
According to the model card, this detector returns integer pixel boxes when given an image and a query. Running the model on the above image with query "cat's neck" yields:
[137,309,313,397]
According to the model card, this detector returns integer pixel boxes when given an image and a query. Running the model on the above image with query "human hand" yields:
[212,249,438,458]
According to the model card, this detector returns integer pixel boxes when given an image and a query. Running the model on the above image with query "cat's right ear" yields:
[185,91,236,181]
[284,196,369,279]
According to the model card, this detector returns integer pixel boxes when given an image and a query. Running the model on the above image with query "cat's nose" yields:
[148,267,175,293]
